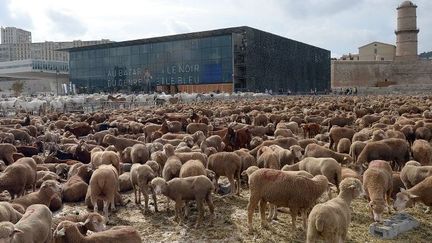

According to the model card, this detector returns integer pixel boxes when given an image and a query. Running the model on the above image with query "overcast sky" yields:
[1,0,431,57]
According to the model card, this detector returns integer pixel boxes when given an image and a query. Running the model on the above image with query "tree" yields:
[11,80,25,97]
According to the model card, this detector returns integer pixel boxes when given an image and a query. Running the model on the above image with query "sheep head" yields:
[394,189,419,212]
[0,222,23,241]
[150,177,168,195]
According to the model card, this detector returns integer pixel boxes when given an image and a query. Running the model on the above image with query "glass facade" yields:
[70,35,233,92]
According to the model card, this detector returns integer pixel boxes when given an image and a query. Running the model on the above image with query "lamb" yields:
[247,169,329,231]
[282,157,342,191]
[54,220,141,243]
[269,145,302,167]
[412,139,432,166]
[337,138,351,154]
[145,160,161,176]
[0,143,17,165]
[130,164,158,212]
[304,143,353,164]
[63,164,93,202]
[0,202,22,223]
[306,178,363,243]
[0,204,52,243]
[89,164,119,220]
[12,180,61,210]
[130,143,150,164]
[207,152,242,195]
[394,175,432,213]
[200,135,225,152]
[400,161,432,189]
[363,160,393,222]
[257,146,280,169]
[151,176,215,227]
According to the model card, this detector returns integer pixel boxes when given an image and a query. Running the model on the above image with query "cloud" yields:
[47,10,87,38]
[165,19,193,35]
[0,0,33,31]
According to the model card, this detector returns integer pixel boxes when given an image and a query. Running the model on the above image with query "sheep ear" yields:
[77,221,86,226]
[12,227,23,235]
[400,188,406,192]
[408,194,420,199]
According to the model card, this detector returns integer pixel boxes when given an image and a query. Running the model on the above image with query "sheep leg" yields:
[206,193,215,226]
[195,199,204,228]
[290,210,297,230]
[259,200,268,229]
[152,189,158,212]
[111,197,116,211]
[228,175,236,196]
[166,196,170,212]
[247,196,259,233]
[138,187,142,204]
[93,199,99,213]
[386,189,392,214]
[143,189,149,212]
[103,200,109,220]
[301,210,308,230]
[214,176,220,194]
[134,187,138,204]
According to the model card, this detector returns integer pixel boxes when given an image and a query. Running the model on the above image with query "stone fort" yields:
[331,1,432,93]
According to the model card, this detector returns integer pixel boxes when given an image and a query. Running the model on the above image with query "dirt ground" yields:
[55,181,432,243]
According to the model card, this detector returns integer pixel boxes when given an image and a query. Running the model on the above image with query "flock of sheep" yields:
[0,94,431,242]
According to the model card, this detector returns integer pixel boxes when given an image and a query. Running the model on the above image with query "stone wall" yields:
[331,59,432,89]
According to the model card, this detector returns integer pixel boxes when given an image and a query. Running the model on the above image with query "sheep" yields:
[200,135,224,152]
[89,164,119,220]
[392,172,405,200]
[329,126,355,150]
[0,204,52,243]
[349,141,366,163]
[85,187,124,210]
[337,138,351,154]
[234,149,257,172]
[179,159,207,178]
[274,128,294,138]
[130,143,150,164]
[12,180,61,210]
[0,202,22,223]
[102,134,144,152]
[36,170,62,187]
[341,167,362,181]
[412,139,432,166]
[119,172,133,192]
[63,164,93,202]
[130,164,158,212]
[282,157,342,191]
[151,176,215,227]
[53,220,141,243]
[164,144,207,167]
[306,178,363,243]
[207,152,242,196]
[0,160,37,199]
[91,150,121,173]
[0,143,17,165]
[249,137,299,156]
[247,169,329,232]
[162,155,182,182]
[394,175,432,213]
[269,145,302,167]
[363,160,393,222]
[52,212,105,234]
[257,146,280,169]
[186,122,210,136]
[400,161,432,189]
[304,143,353,164]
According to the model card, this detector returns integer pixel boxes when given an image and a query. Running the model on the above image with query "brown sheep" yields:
[0,143,17,165]
[247,169,329,231]
[151,176,215,227]
[63,164,93,202]
[89,164,119,220]
[394,175,432,213]
[304,143,353,165]
[412,139,432,166]
[337,138,351,154]
[130,164,158,212]
[363,160,393,222]
[12,180,61,210]
[130,143,150,164]
[257,146,280,169]
[207,152,242,195]
[329,126,355,151]
[400,161,432,189]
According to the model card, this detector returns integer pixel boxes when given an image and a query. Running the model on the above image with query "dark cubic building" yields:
[65,26,330,94]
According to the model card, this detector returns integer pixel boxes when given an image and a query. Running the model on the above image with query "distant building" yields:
[332,1,432,92]
[359,42,396,61]
[1,27,31,44]
[64,26,330,94]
